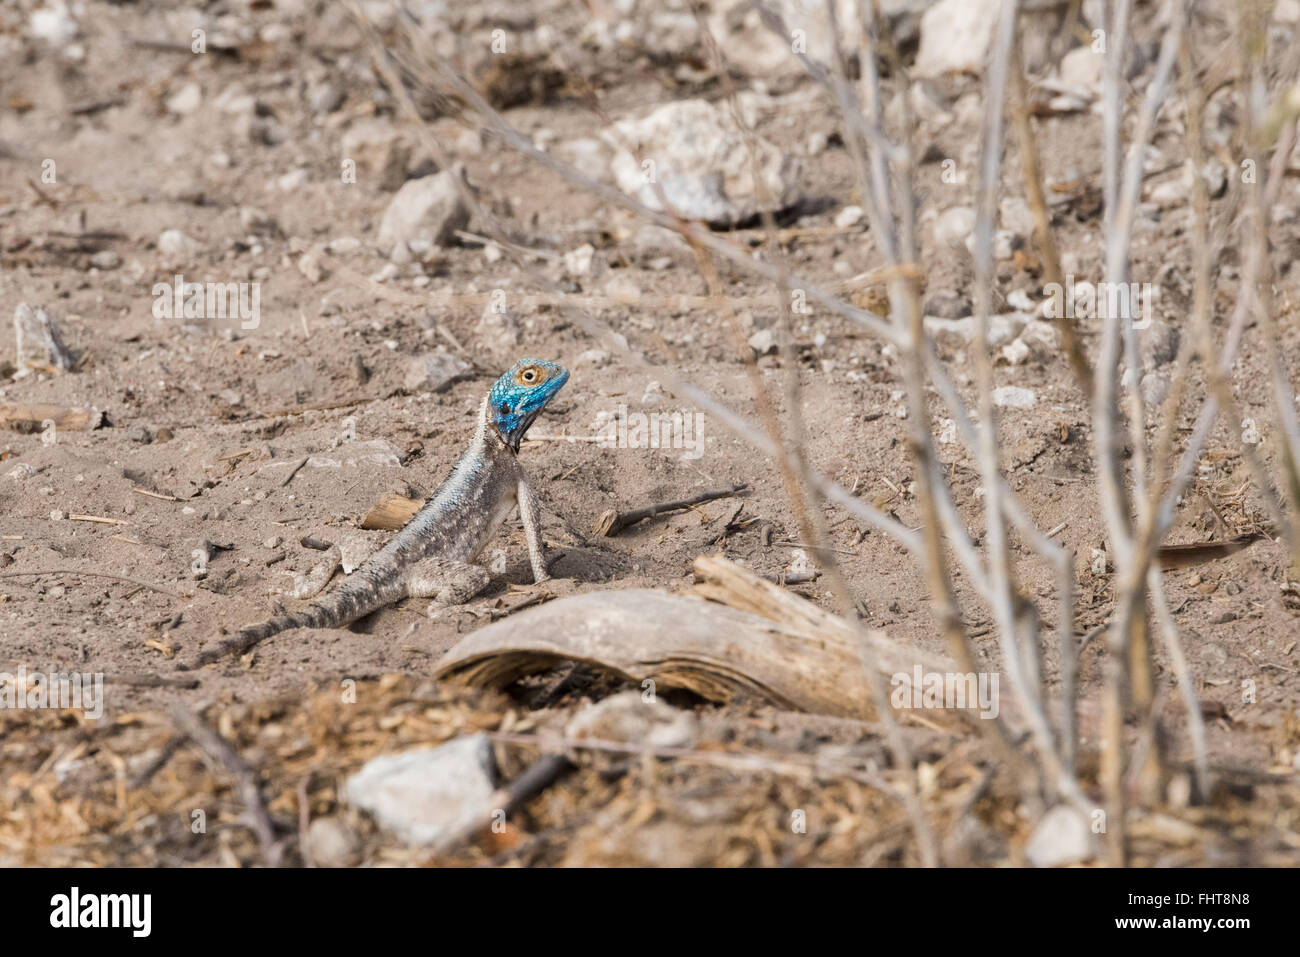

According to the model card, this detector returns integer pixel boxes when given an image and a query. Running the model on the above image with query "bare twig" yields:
[595,484,749,536]
[0,569,193,599]
[170,704,282,867]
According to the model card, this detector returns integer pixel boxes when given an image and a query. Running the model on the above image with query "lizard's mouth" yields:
[518,403,551,437]
[495,406,544,450]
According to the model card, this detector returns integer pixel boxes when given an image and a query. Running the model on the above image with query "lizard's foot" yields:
[406,558,492,605]
[531,549,565,584]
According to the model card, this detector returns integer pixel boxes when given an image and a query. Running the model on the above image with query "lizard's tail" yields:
[190,573,401,668]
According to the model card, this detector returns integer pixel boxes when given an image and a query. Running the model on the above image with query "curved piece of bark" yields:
[434,549,982,726]
[434,587,886,717]
[692,554,1090,739]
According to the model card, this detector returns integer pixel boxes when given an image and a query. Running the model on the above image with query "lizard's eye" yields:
[517,366,541,385]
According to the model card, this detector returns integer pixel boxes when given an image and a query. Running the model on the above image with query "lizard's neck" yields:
[476,393,520,455]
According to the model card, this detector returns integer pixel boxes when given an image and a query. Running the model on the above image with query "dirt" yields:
[1,0,1298,866]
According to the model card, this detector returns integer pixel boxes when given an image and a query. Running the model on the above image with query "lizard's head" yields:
[487,358,569,450]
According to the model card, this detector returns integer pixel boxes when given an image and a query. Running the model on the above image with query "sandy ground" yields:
[1,0,1298,866]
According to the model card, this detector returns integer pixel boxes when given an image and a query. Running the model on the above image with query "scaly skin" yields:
[192,359,569,667]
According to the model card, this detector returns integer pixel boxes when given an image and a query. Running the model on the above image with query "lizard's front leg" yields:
[405,557,492,606]
[517,473,551,583]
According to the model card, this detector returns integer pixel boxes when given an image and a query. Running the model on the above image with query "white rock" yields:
[604,99,799,226]
[835,205,865,228]
[370,262,399,283]
[1148,173,1186,209]
[1047,93,1090,114]
[1000,338,1031,366]
[306,816,362,867]
[344,735,497,847]
[914,0,1000,78]
[1059,46,1104,91]
[564,243,597,277]
[706,1,862,79]
[1025,805,1095,867]
[1006,289,1034,312]
[925,312,1030,349]
[297,251,326,283]
[260,22,292,44]
[934,206,976,247]
[360,0,397,30]
[993,385,1037,408]
[29,3,79,43]
[165,82,202,116]
[158,229,201,267]
[376,171,469,250]
[806,131,829,156]
[89,250,121,270]
[278,168,309,192]
[327,236,361,255]
[749,328,778,355]
[1275,0,1300,23]
[1200,159,1227,198]
[215,84,257,116]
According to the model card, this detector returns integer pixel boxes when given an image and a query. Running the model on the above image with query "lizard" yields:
[191,358,570,667]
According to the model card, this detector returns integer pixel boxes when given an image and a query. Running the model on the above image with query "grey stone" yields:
[376,170,470,250]
[307,816,362,867]
[914,0,1000,78]
[1025,805,1096,867]
[158,229,201,267]
[403,351,471,393]
[344,735,498,848]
